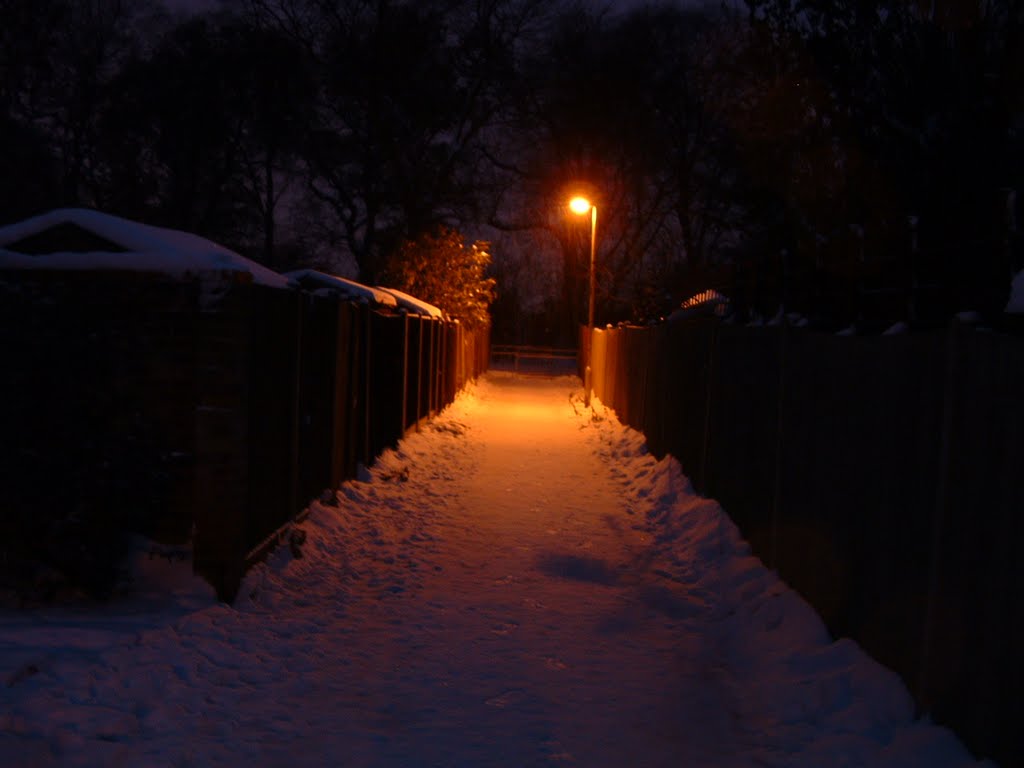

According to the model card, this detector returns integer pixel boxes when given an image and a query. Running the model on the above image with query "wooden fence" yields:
[585,317,1023,767]
[0,270,488,604]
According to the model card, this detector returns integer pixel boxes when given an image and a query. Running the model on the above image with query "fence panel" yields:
[331,301,360,485]
[641,325,669,457]
[922,327,1024,761]
[1,271,202,596]
[775,331,945,642]
[703,325,781,557]
[244,286,303,555]
[403,314,420,430]
[589,314,1024,766]
[296,293,340,508]
[605,328,621,412]
[444,324,458,404]
[658,318,717,492]
[626,327,650,434]
[412,315,430,425]
[479,324,491,376]
[368,311,406,458]
[591,329,608,402]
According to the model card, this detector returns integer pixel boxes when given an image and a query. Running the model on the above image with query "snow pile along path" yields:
[0,372,988,767]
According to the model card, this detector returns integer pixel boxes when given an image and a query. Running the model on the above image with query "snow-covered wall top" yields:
[284,269,397,308]
[376,286,444,318]
[1008,269,1024,314]
[0,208,292,289]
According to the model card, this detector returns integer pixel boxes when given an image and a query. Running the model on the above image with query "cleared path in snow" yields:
[322,373,738,766]
[0,373,983,767]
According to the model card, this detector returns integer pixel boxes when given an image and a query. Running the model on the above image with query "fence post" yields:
[439,323,445,405]
[635,329,647,432]
[346,303,361,478]
[917,319,961,707]
[289,293,303,517]
[401,310,409,432]
[769,323,788,570]
[362,303,372,464]
[429,318,438,415]
[416,316,424,431]
[700,321,719,494]
[192,274,250,603]
[440,320,448,406]
[458,323,464,390]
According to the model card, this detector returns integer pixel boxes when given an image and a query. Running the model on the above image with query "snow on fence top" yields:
[284,269,397,308]
[0,208,292,289]
[376,286,444,318]
[667,288,730,323]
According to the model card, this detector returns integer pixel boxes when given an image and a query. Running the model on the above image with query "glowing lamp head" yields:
[568,196,593,215]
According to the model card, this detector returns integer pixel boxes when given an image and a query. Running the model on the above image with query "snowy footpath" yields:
[0,373,990,767]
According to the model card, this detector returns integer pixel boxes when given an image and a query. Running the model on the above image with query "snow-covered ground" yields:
[0,373,990,767]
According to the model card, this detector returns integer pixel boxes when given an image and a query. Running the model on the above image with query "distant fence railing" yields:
[583,317,1024,768]
[0,270,488,604]
[490,344,578,376]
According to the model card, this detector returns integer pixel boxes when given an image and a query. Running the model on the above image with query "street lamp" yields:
[569,195,596,405]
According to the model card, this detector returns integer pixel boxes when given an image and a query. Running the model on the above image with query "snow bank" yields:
[0,208,291,289]
[581,395,987,768]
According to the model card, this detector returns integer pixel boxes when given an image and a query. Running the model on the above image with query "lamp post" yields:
[569,196,596,405]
